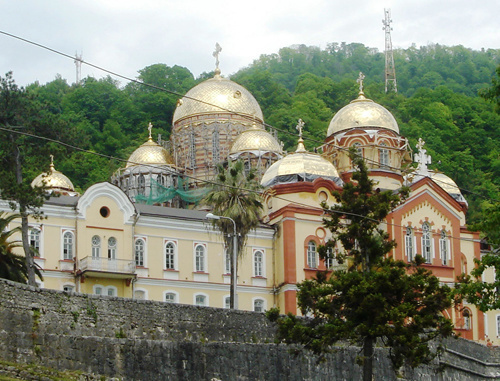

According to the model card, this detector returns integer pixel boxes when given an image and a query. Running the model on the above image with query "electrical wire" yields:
[1,29,497,202]
[0,125,487,245]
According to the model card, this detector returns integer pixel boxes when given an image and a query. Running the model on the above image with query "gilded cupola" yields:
[261,120,342,188]
[126,123,173,168]
[31,155,77,195]
[230,123,282,155]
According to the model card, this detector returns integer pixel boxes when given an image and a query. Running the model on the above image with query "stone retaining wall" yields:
[1,279,499,380]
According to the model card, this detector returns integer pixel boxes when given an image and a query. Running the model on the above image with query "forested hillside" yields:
[1,42,499,225]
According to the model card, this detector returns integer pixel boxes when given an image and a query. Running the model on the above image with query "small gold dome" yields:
[172,74,264,124]
[261,137,341,188]
[31,158,75,192]
[126,137,173,168]
[430,172,460,195]
[327,93,399,137]
[230,124,282,155]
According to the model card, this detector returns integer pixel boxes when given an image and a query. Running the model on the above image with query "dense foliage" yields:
[267,151,454,380]
[0,43,498,225]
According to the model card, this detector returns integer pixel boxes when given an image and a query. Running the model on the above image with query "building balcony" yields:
[78,256,136,279]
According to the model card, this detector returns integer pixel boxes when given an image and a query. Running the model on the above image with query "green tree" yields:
[0,213,42,283]
[268,151,454,380]
[203,160,263,308]
[0,72,54,286]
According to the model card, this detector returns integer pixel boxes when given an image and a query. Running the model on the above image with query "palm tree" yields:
[203,160,263,308]
[0,213,43,283]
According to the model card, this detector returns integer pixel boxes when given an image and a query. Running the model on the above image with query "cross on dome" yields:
[296,118,305,138]
[357,72,365,94]
[213,43,222,75]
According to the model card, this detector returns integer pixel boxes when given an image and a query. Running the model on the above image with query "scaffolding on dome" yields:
[135,177,209,205]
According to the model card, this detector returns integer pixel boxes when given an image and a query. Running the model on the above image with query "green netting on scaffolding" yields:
[135,176,210,205]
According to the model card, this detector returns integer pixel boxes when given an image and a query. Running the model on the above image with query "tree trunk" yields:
[363,336,374,381]
[13,139,36,286]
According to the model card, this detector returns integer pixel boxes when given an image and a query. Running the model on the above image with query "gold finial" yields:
[49,154,55,172]
[295,119,306,153]
[356,72,365,95]
[147,122,153,141]
[213,43,222,76]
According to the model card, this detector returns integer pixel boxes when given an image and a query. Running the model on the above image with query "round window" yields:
[100,206,110,218]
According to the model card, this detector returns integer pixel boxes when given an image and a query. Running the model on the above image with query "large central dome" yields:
[172,74,264,124]
[327,94,399,137]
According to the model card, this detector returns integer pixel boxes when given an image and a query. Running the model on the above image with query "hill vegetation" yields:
[1,42,499,225]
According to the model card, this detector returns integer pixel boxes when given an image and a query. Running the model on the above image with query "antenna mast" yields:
[383,9,397,93]
[74,52,83,85]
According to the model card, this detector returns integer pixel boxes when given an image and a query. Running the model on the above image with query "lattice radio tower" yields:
[74,52,83,86]
[383,9,397,93]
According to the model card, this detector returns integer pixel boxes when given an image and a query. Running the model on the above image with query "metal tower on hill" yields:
[383,9,397,93]
[74,52,83,86]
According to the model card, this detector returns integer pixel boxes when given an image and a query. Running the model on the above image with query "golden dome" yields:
[327,93,399,137]
[172,74,264,124]
[31,158,75,192]
[230,124,282,155]
[126,137,173,168]
[261,137,342,188]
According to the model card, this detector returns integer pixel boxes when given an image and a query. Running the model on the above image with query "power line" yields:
[0,125,489,245]
[0,29,498,203]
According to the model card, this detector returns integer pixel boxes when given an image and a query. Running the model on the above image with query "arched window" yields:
[405,227,414,262]
[254,299,265,313]
[195,294,207,306]
[156,174,165,187]
[91,235,101,258]
[463,309,471,330]
[165,241,176,270]
[379,142,389,168]
[107,237,117,259]
[224,249,231,274]
[195,244,206,272]
[137,174,146,195]
[352,142,363,158]
[134,290,146,300]
[326,247,338,269]
[135,239,145,267]
[439,230,449,266]
[212,129,220,164]
[29,228,41,254]
[165,292,177,303]
[63,231,74,260]
[307,241,317,269]
[422,222,432,263]
[254,250,264,277]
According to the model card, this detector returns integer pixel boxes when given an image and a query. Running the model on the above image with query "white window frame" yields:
[307,241,318,269]
[224,249,231,274]
[92,235,101,258]
[379,142,390,168]
[29,226,42,257]
[439,230,450,266]
[194,293,208,307]
[93,284,116,296]
[62,283,75,293]
[62,229,75,260]
[164,291,178,303]
[326,247,339,269]
[421,222,433,264]
[223,295,231,309]
[134,288,148,300]
[107,237,117,259]
[194,243,207,273]
[253,298,266,312]
[134,238,146,267]
[164,240,177,270]
[253,249,265,277]
[106,286,117,297]
[405,227,415,262]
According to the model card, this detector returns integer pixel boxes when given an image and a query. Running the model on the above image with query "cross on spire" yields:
[414,138,432,176]
[213,43,222,74]
[357,72,365,94]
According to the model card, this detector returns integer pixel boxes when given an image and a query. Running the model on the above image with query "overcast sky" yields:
[1,0,499,87]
